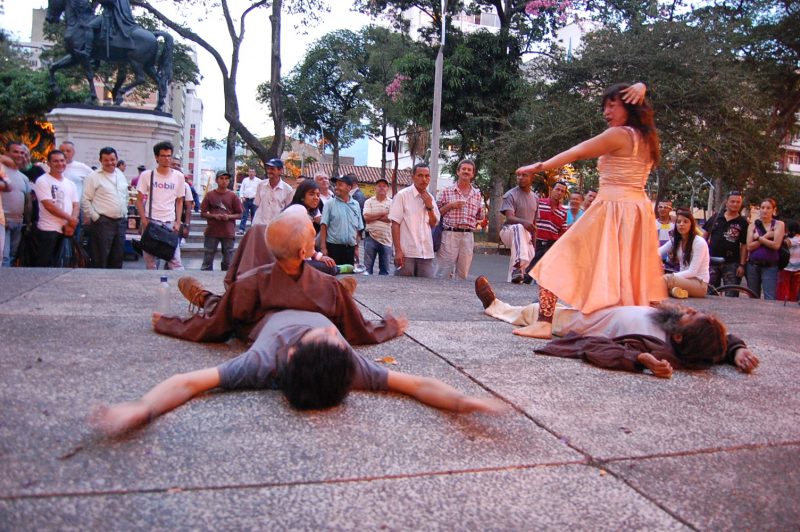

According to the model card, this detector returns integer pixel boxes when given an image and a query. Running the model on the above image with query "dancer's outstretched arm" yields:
[386,371,507,414]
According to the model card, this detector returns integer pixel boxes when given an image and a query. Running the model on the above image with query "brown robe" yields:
[156,248,398,345]
[535,332,745,373]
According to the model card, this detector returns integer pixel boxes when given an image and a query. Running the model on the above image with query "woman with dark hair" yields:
[658,209,710,298]
[746,198,785,300]
[289,180,322,234]
[511,82,667,338]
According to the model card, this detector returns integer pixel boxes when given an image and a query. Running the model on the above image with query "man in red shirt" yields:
[528,181,568,274]
[200,171,243,271]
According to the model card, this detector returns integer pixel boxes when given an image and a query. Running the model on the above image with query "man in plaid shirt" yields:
[435,159,484,279]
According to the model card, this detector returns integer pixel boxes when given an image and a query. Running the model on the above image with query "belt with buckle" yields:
[443,227,472,232]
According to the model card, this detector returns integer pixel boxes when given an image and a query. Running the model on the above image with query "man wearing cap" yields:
[435,159,483,279]
[252,158,293,227]
[200,171,243,271]
[363,177,393,275]
[320,174,363,265]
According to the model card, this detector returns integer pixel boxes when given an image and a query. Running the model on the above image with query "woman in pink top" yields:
[514,82,667,338]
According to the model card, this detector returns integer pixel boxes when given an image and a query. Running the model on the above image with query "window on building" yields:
[787,151,800,166]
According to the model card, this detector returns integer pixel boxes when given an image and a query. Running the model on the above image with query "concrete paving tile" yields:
[408,320,800,460]
[1,317,579,497]
[606,444,800,530]
[0,465,687,531]
[0,268,67,304]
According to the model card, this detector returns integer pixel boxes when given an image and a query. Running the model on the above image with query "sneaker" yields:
[178,276,212,313]
[236,229,245,236]
[475,276,496,309]
[511,267,524,284]
[670,287,689,299]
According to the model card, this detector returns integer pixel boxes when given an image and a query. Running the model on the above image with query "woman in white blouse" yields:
[659,209,710,298]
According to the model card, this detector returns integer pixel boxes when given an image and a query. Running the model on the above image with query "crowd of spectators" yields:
[2,139,798,303]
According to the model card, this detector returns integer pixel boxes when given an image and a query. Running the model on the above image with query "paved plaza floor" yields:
[1,268,798,530]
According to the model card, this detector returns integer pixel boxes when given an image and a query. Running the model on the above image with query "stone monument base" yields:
[46,105,181,182]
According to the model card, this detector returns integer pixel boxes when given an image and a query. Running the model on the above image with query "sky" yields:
[0,0,378,140]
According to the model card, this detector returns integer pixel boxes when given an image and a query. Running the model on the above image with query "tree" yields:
[0,30,85,158]
[270,29,370,175]
[131,0,328,173]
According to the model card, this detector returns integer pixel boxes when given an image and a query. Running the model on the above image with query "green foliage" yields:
[0,30,85,156]
[266,29,370,170]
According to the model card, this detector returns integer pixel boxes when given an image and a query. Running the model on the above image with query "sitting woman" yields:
[746,198,785,300]
[658,208,710,298]
[289,180,322,234]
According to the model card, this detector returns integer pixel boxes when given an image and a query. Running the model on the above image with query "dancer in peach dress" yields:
[514,82,667,338]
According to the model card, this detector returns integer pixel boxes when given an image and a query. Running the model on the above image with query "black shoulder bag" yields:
[139,171,180,260]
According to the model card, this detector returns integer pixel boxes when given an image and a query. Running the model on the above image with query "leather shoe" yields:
[475,276,496,309]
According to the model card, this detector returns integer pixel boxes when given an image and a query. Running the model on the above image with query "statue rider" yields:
[84,0,138,59]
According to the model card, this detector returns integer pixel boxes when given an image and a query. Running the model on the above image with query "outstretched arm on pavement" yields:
[90,368,220,437]
[386,371,507,414]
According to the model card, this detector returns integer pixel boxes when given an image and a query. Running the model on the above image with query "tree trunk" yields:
[226,125,236,175]
[332,136,340,177]
[488,173,504,242]
[267,0,284,160]
[392,128,400,196]
[380,116,387,180]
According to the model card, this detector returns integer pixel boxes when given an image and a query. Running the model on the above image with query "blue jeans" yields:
[363,235,392,275]
[746,262,778,300]
[3,220,23,267]
[239,198,257,231]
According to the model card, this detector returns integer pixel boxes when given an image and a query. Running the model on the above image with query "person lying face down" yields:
[90,308,507,437]
[474,276,759,378]
[153,208,402,345]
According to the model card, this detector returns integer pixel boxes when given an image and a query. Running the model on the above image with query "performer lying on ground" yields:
[475,277,759,378]
[91,309,506,437]
[514,82,667,339]
[153,208,403,345]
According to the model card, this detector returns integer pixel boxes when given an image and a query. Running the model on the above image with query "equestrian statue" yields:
[46,0,174,112]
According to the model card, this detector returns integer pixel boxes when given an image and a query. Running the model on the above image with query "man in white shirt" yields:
[237,167,261,234]
[33,150,80,267]
[388,163,440,278]
[314,172,335,206]
[82,147,129,268]
[60,141,93,201]
[135,141,186,270]
[252,158,293,227]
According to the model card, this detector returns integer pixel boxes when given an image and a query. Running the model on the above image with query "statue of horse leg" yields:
[48,53,81,98]
[111,65,128,106]
[143,63,167,112]
[114,60,147,107]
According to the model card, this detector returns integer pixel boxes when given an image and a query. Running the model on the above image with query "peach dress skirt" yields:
[531,127,667,314]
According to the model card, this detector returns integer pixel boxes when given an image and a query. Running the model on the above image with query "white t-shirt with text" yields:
[34,173,79,233]
[136,168,186,223]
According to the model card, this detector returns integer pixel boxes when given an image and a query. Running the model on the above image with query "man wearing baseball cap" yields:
[252,158,293,227]
[200,171,243,271]
[320,174,363,266]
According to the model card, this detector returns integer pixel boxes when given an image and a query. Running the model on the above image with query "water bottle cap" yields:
[160,276,168,282]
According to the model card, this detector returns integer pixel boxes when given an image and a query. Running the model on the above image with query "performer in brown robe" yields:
[154,210,403,345]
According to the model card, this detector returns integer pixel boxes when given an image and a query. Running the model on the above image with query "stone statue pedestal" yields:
[46,105,181,180]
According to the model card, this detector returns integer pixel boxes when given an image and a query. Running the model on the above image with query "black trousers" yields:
[89,215,126,268]
[326,242,355,265]
[35,229,63,267]
[528,239,557,271]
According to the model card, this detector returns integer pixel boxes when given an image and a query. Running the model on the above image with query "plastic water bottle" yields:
[156,276,170,314]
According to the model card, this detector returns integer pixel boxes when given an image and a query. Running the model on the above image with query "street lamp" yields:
[429,0,447,197]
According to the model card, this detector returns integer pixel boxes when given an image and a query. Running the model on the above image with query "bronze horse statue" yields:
[46,0,174,111]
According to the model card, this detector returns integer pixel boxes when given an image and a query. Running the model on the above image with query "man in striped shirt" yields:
[528,181,568,272]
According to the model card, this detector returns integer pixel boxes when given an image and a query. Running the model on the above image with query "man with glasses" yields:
[702,191,748,294]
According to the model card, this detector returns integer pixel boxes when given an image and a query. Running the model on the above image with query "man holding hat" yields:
[200,171,243,271]
[363,177,393,275]
[252,158,293,227]
[320,174,363,266]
